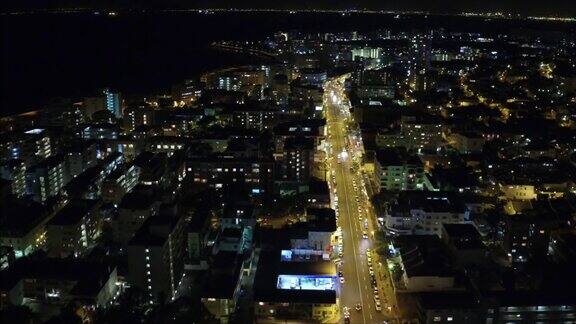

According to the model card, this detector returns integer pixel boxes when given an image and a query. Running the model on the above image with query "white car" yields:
[340,277,345,284]
[363,232,368,239]
[375,301,382,311]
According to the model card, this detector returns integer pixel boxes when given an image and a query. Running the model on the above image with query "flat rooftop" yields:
[0,199,49,238]
[394,235,454,278]
[392,191,468,215]
[48,199,99,226]
[253,249,337,304]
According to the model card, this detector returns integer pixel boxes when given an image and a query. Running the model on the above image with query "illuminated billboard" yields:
[276,275,335,291]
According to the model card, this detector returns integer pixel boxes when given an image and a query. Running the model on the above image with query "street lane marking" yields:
[328,88,366,324]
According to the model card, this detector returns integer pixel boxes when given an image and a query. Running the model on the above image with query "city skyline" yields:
[2,0,576,17]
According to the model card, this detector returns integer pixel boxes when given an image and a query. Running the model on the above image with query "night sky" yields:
[2,0,576,16]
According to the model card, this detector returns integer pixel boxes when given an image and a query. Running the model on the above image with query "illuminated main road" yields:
[324,77,399,324]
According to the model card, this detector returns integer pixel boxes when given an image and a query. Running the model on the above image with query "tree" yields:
[391,264,404,282]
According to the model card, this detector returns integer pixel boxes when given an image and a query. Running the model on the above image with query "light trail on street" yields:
[324,76,399,324]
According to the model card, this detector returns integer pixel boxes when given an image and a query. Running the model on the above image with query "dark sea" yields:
[1,11,573,116]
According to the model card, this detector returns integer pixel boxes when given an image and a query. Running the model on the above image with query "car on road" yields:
[375,301,382,311]
[355,304,362,311]
[340,277,345,284]
[343,306,350,318]
[338,271,343,277]
[363,232,368,239]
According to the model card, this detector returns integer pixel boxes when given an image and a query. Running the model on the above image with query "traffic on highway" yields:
[324,76,399,324]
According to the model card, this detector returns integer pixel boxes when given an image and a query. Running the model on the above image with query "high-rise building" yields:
[63,141,98,179]
[0,159,27,198]
[385,191,469,236]
[127,215,187,304]
[351,47,381,61]
[401,115,444,151]
[104,88,122,119]
[26,155,66,202]
[217,75,241,92]
[101,163,140,203]
[375,149,427,191]
[46,199,101,258]
[1,129,52,166]
[282,137,315,183]
[408,35,432,91]
[113,191,158,245]
[124,105,155,131]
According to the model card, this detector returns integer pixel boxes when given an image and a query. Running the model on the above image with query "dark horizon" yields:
[2,0,576,17]
[4,10,572,118]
